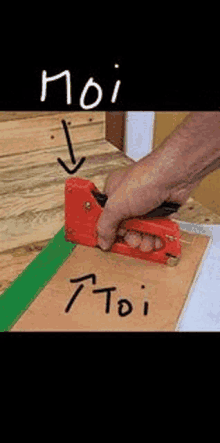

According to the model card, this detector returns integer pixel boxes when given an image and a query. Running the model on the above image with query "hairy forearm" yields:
[130,112,220,189]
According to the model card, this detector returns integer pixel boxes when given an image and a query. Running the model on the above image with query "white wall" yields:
[124,112,155,161]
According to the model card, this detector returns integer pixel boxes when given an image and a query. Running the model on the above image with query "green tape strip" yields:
[0,227,76,331]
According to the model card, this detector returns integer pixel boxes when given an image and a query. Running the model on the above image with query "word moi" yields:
[40,67,121,109]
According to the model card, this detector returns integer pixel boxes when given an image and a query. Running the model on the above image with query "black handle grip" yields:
[92,192,108,208]
[144,201,181,217]
[92,191,180,217]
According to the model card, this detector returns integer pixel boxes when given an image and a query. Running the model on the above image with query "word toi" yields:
[40,68,121,109]
[65,274,149,317]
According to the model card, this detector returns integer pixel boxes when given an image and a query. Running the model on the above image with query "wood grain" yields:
[0,112,105,156]
[1,111,219,301]
[0,240,49,297]
[10,231,211,332]
[0,139,132,253]
[0,111,133,253]
[0,111,60,122]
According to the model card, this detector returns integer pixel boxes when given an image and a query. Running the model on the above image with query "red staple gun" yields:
[65,177,182,266]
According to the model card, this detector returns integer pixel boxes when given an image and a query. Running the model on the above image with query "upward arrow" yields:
[57,119,86,174]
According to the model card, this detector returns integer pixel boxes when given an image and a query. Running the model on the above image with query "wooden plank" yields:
[0,111,60,122]
[0,111,104,131]
[0,140,132,253]
[9,229,211,332]
[0,140,131,203]
[0,111,105,156]
[172,197,220,225]
[0,110,217,333]
[0,240,49,298]
[1,200,219,299]
[1,139,219,254]
[0,140,128,195]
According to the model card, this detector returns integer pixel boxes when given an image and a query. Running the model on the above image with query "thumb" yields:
[97,204,123,251]
[103,167,130,196]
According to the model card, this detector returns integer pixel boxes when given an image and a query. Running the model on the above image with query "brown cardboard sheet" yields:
[11,230,211,331]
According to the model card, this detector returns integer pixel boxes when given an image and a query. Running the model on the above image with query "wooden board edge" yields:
[0,227,76,332]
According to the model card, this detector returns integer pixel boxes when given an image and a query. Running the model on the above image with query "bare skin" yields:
[97,112,220,251]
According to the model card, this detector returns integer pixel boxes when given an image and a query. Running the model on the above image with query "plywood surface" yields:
[1,110,219,256]
[0,110,219,315]
[11,230,211,332]
[0,240,49,297]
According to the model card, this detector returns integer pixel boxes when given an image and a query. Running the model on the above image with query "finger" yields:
[124,231,142,248]
[97,206,122,251]
[154,237,163,249]
[121,230,163,250]
[118,228,127,237]
[139,235,155,252]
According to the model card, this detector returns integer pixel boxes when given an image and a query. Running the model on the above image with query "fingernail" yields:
[98,239,110,251]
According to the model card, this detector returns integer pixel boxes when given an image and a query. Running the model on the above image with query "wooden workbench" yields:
[0,111,132,296]
[1,111,219,306]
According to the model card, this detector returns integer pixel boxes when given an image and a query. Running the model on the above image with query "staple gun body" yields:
[65,177,181,266]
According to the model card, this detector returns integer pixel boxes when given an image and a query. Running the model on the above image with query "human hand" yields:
[96,153,198,251]
[97,112,220,252]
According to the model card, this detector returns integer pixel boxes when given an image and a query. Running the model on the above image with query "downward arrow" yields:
[57,119,86,174]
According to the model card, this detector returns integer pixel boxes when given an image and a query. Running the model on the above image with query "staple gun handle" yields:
[65,177,182,265]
